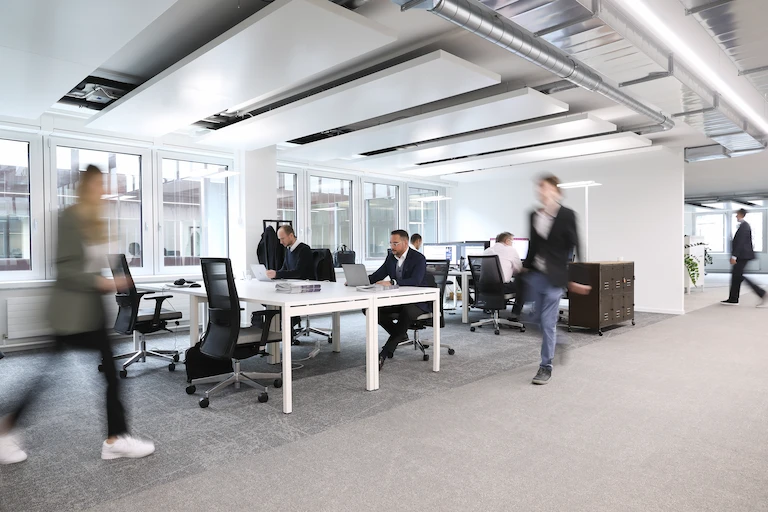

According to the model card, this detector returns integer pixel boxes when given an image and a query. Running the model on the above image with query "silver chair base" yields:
[398,330,454,359]
[470,311,525,332]
[190,360,282,405]
[113,336,179,371]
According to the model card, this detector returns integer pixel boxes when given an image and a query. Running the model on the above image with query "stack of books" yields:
[275,282,322,294]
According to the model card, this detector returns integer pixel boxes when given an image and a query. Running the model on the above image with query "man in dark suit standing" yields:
[368,229,429,370]
[266,225,314,280]
[524,175,591,385]
[723,208,765,306]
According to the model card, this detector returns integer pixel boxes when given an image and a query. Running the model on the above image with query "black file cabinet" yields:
[567,262,635,336]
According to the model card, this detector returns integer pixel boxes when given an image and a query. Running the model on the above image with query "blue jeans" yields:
[526,271,564,369]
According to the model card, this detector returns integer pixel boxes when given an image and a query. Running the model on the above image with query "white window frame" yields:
[48,137,155,276]
[276,167,299,230]
[362,178,401,263]
[306,169,356,257]
[406,185,440,245]
[155,150,233,276]
[693,212,727,255]
[0,131,45,281]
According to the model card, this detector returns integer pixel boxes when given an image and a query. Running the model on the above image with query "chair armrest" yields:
[142,294,173,325]
[252,310,281,343]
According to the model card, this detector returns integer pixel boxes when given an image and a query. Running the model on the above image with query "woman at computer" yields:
[0,165,155,464]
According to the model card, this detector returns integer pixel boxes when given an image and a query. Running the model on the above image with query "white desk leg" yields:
[332,312,341,353]
[189,295,200,346]
[366,301,379,391]
[282,305,293,414]
[433,295,441,372]
[461,273,469,324]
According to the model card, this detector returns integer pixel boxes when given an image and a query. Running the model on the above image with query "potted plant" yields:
[684,241,712,287]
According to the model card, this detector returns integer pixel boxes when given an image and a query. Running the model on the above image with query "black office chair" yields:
[293,249,335,347]
[391,259,455,361]
[467,255,525,335]
[185,258,283,408]
[103,253,182,378]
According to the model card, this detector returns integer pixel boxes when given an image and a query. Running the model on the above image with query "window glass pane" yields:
[277,172,297,223]
[732,212,764,252]
[408,188,438,244]
[310,176,351,251]
[0,139,31,271]
[161,158,229,267]
[56,147,143,267]
[365,182,398,259]
[694,213,725,253]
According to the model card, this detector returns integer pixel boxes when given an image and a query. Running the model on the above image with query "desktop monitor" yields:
[463,245,486,258]
[512,238,530,260]
[423,244,457,264]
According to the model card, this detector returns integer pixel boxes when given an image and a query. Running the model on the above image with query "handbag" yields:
[334,244,356,268]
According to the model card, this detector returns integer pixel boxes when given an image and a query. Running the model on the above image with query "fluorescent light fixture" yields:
[557,181,602,189]
[402,132,651,177]
[613,0,768,134]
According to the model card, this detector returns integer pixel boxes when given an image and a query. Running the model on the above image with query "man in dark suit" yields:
[368,229,429,370]
[266,225,314,280]
[723,208,765,306]
[524,174,591,385]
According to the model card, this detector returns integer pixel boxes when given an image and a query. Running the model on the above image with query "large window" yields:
[310,175,351,251]
[408,188,438,244]
[277,171,297,223]
[0,139,32,271]
[364,182,399,259]
[161,158,230,268]
[732,211,764,252]
[56,147,144,267]
[694,213,726,253]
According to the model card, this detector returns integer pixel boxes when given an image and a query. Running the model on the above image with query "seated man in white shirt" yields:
[483,231,524,319]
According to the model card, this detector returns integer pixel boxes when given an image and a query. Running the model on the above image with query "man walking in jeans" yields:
[525,175,591,385]
[722,208,766,307]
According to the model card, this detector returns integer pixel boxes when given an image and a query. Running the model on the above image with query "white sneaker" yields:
[0,432,28,465]
[101,435,155,460]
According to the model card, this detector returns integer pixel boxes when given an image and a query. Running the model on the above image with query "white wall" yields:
[449,147,685,314]
[685,150,768,197]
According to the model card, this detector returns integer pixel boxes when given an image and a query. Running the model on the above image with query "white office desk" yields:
[141,280,440,414]
[448,269,472,323]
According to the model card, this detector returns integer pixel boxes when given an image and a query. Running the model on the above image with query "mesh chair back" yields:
[425,259,450,327]
[468,255,508,311]
[313,248,336,282]
[108,253,139,335]
[200,258,241,360]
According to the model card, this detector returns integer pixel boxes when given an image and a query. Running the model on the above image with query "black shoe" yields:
[532,366,551,385]
[378,351,388,371]
[720,300,739,306]
[508,315,520,323]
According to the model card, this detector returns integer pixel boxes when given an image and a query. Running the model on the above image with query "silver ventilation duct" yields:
[395,0,675,131]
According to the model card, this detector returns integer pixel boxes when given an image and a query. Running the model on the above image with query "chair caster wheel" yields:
[292,340,301,346]
[168,363,176,372]
[186,385,196,395]
[387,352,394,359]
[494,329,500,335]
[567,327,572,332]
[173,354,180,362]
[273,379,283,388]
[98,364,104,372]
[631,320,635,326]
[520,326,526,333]
[448,348,455,355]
[119,370,128,379]
[327,338,332,344]
[470,327,476,332]
[199,398,209,408]
[423,354,429,361]
[598,331,603,336]
[258,393,269,403]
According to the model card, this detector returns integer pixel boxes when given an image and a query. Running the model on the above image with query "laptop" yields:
[342,264,371,287]
[250,264,273,282]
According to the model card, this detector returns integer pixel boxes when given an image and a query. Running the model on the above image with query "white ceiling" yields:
[0,0,178,119]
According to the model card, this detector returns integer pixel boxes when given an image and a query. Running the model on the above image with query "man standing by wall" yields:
[722,208,765,307]
[525,175,591,385]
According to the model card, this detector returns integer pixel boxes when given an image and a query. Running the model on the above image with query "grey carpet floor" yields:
[0,308,666,511]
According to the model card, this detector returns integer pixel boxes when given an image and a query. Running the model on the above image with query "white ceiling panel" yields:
[86,0,397,137]
[402,132,653,177]
[0,0,178,119]
[199,50,501,150]
[282,88,568,162]
[354,114,616,171]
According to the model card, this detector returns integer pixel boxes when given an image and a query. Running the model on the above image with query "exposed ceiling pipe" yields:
[395,0,675,131]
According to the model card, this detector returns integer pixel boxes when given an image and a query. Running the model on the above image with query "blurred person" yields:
[410,233,423,252]
[0,165,155,465]
[367,229,429,370]
[484,232,524,320]
[722,208,766,306]
[525,174,591,385]
[266,224,314,280]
